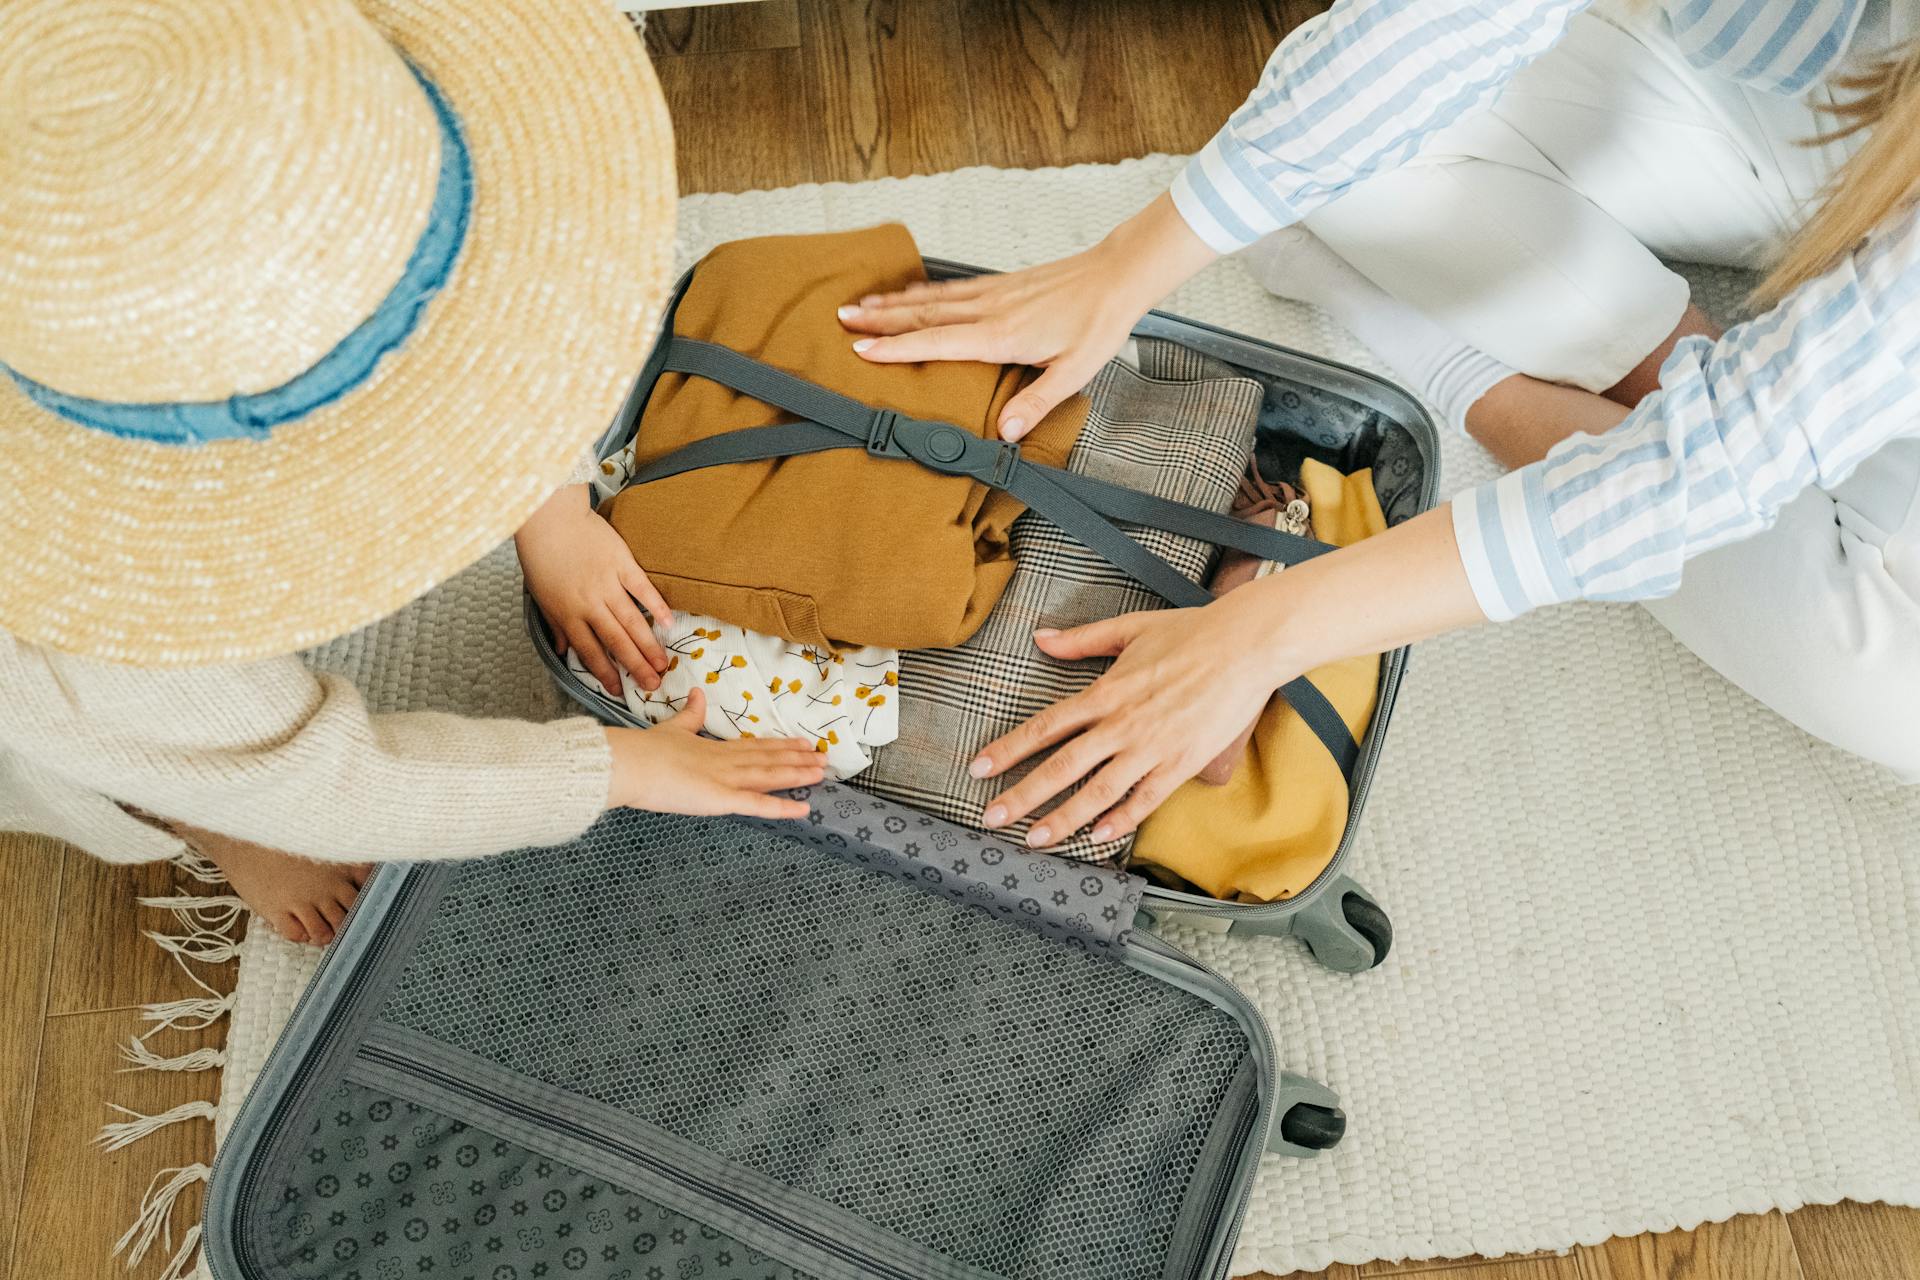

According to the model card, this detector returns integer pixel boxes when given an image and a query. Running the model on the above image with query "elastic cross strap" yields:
[626,421,855,485]
[659,338,1334,569]
[636,336,1361,779]
[1042,465,1338,568]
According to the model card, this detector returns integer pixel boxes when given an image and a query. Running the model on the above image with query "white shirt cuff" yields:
[1171,134,1297,256]
[1450,467,1583,622]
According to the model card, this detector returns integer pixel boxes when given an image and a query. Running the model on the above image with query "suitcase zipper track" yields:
[1128,930,1273,1277]
[223,871,429,1279]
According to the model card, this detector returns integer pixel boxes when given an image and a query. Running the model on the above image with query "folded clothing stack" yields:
[846,340,1265,864]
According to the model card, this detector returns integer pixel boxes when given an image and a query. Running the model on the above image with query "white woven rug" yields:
[205,156,1920,1277]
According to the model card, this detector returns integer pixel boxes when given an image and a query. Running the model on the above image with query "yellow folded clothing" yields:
[601,224,1087,653]
[1130,458,1386,902]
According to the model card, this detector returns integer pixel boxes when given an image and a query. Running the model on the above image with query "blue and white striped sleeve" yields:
[1452,204,1920,621]
[1171,0,1590,253]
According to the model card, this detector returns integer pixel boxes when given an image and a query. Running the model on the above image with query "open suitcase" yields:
[204,254,1438,1280]
[547,254,1437,972]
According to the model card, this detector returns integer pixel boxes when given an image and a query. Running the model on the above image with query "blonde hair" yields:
[1756,42,1920,307]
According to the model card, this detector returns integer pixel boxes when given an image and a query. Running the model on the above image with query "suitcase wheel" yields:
[1269,1074,1347,1158]
[1293,875,1393,973]
[1278,1101,1347,1151]
[1340,889,1393,969]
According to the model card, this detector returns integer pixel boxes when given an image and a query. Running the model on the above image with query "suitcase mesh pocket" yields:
[377,811,1253,1280]
[264,1081,814,1280]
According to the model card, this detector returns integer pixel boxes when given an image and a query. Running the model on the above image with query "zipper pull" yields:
[1279,498,1311,537]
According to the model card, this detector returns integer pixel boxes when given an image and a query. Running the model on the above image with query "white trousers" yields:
[1289,0,1920,776]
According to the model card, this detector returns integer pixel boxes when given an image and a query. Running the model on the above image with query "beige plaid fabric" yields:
[849,343,1263,864]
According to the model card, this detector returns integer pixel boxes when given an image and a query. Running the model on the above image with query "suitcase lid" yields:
[205,800,1287,1280]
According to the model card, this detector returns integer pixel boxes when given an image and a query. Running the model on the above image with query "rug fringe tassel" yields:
[171,847,226,885]
[120,992,234,1070]
[140,854,246,965]
[153,1223,202,1280]
[142,925,244,965]
[138,893,247,932]
[138,992,237,1034]
[97,1100,217,1152]
[112,1163,209,1274]
[120,899,242,1072]
[100,850,236,1278]
[119,1038,228,1073]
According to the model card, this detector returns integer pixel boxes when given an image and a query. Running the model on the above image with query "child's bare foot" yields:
[164,819,372,946]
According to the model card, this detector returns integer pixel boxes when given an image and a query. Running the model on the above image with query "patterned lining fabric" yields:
[266,1081,814,1280]
[849,346,1263,864]
[1148,339,1426,529]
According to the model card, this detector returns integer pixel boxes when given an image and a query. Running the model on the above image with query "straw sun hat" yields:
[0,0,677,664]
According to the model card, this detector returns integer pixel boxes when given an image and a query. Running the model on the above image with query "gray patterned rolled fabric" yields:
[742,781,1146,956]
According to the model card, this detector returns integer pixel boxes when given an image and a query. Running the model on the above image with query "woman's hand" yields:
[839,254,1142,442]
[516,483,673,696]
[605,688,824,820]
[973,507,1491,846]
[838,193,1219,439]
[972,587,1294,848]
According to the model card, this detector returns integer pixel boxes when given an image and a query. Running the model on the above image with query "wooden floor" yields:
[0,832,238,1280]
[4,2,1918,1278]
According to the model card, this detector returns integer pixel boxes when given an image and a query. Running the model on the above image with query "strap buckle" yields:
[865,408,908,460]
[866,409,1022,488]
[986,437,1020,488]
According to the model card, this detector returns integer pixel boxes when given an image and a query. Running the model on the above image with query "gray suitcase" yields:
[202,254,1437,1280]
[205,795,1343,1280]
[539,254,1439,973]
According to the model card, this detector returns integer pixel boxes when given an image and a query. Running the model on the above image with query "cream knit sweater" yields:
[0,630,611,865]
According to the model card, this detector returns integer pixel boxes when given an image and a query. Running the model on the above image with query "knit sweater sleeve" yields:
[566,445,601,488]
[0,637,611,863]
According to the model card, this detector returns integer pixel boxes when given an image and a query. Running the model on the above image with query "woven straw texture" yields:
[0,0,677,666]
[210,156,1920,1277]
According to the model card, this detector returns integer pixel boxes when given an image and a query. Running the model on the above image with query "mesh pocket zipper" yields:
[348,1035,1002,1280]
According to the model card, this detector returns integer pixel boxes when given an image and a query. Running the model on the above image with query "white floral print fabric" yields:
[566,614,899,778]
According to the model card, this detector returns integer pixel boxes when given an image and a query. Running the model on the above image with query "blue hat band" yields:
[3,65,472,447]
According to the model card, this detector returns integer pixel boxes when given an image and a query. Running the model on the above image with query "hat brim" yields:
[0,0,677,665]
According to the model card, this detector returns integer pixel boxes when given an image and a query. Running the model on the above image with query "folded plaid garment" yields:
[848,341,1263,864]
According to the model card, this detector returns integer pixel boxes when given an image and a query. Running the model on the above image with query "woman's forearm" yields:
[1095,192,1224,313]
[1252,504,1489,682]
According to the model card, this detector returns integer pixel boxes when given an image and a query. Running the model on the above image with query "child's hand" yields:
[516,484,672,696]
[605,689,823,819]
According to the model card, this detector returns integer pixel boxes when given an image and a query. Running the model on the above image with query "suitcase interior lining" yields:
[236,809,1260,1280]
